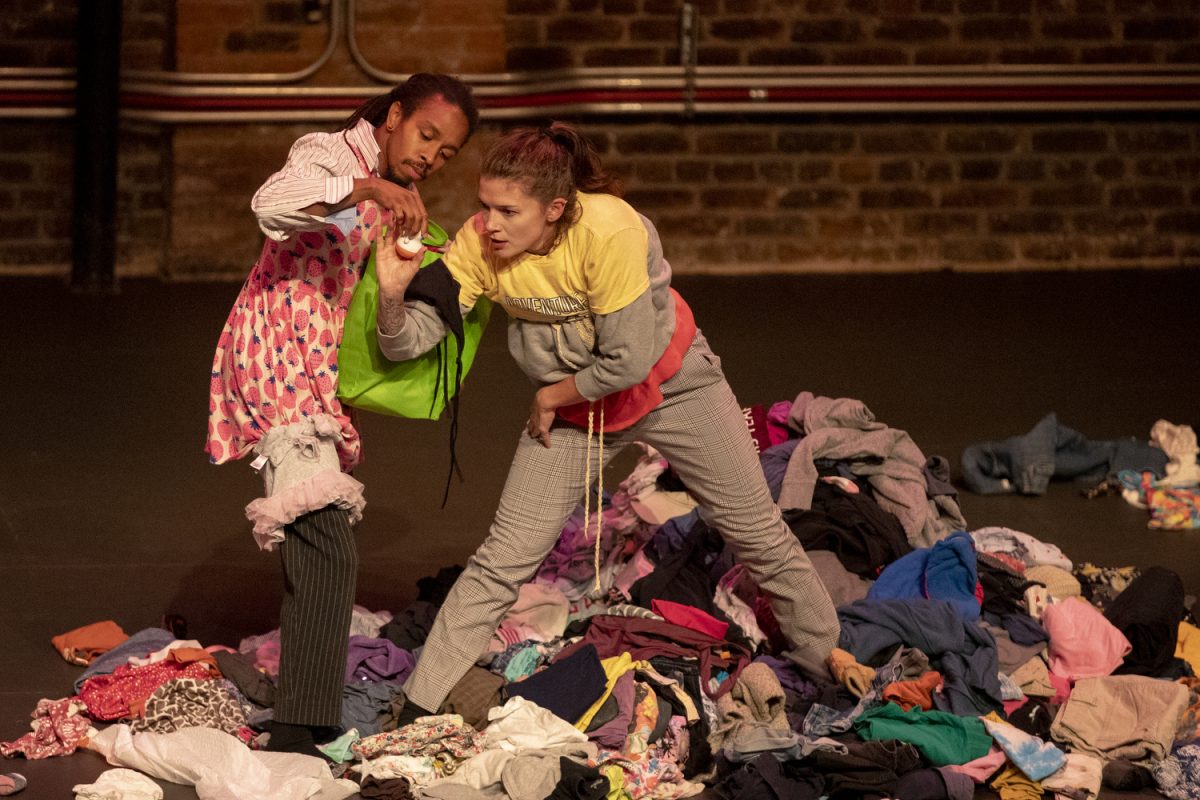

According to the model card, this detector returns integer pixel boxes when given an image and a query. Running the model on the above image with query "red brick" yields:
[1031,184,1105,206]
[875,18,952,41]
[700,187,771,208]
[709,18,785,40]
[778,131,856,153]
[960,16,1032,39]
[547,16,624,41]
[831,47,908,65]
[780,187,854,208]
[1125,18,1200,39]
[988,212,1065,233]
[790,19,863,42]
[940,186,1019,207]
[860,187,935,208]
[1032,129,1109,153]
[749,47,826,64]
[1040,18,1115,39]
[902,212,979,235]
[1109,237,1174,260]
[1112,185,1187,207]
[940,239,1015,261]
[583,48,664,66]
[1155,212,1200,234]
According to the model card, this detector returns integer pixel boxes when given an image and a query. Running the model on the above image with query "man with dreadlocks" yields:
[204,73,478,758]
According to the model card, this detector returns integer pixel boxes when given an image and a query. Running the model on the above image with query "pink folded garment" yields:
[651,598,729,641]
[1044,596,1131,681]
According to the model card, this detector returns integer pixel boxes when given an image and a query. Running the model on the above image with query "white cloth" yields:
[481,697,589,752]
[970,526,1073,571]
[352,754,438,786]
[1152,419,1200,487]
[74,768,164,800]
[86,724,357,800]
[127,640,205,667]
[1041,752,1103,800]
[350,605,394,639]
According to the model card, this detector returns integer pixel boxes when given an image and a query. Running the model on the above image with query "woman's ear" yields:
[545,197,567,223]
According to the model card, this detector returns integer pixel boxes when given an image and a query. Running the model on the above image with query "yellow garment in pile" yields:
[1176,620,1200,674]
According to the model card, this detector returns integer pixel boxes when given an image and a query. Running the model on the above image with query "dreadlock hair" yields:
[341,73,480,138]
[481,121,622,246]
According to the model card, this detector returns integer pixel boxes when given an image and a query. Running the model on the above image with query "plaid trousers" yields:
[403,337,839,711]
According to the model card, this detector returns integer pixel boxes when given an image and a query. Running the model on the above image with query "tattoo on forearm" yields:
[378,295,406,335]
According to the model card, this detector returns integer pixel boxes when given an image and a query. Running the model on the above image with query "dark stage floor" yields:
[2,267,1197,798]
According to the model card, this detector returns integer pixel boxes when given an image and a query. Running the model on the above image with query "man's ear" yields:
[385,101,403,132]
[546,197,567,223]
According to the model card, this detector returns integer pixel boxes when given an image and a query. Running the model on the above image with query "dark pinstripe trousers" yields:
[403,338,841,712]
[274,504,358,726]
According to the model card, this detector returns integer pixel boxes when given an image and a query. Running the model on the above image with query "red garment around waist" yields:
[556,288,697,433]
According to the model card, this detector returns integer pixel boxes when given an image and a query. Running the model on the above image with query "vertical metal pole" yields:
[71,1,122,292]
[680,3,698,119]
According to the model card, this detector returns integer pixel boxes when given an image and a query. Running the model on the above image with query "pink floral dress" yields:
[205,138,382,474]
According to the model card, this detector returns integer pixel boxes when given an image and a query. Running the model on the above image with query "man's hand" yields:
[370,178,428,238]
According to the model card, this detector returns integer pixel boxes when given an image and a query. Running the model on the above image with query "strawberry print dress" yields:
[205,131,382,547]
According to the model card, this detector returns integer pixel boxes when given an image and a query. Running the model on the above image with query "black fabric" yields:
[782,481,912,579]
[894,768,953,800]
[547,756,609,800]
[380,600,438,650]
[393,696,435,729]
[416,565,465,606]
[1104,565,1186,676]
[712,753,824,800]
[1102,758,1156,790]
[1006,698,1055,740]
[629,521,727,616]
[976,551,1039,618]
[505,643,608,724]
[212,649,276,707]
[405,258,466,506]
[359,775,416,799]
[648,655,712,777]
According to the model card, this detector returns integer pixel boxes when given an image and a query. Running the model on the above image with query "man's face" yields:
[380,95,470,187]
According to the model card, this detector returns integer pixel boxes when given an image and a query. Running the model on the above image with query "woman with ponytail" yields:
[376,121,840,723]
[204,74,478,758]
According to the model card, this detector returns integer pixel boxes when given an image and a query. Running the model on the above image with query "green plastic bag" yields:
[337,221,491,419]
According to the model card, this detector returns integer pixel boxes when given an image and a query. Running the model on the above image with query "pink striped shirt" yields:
[250,118,380,241]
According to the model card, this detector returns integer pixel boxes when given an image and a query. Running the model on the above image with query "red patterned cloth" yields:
[78,660,217,721]
[0,697,92,759]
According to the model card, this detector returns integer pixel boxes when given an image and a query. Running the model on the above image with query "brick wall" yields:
[595,113,1200,271]
[0,0,170,275]
[505,0,1200,69]
[2,0,1198,277]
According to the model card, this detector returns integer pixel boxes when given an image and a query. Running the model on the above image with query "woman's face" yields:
[477,177,566,259]
[379,95,470,186]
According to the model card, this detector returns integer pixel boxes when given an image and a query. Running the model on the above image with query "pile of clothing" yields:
[6,392,1200,800]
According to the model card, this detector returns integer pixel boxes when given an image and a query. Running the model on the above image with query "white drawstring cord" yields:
[583,403,606,593]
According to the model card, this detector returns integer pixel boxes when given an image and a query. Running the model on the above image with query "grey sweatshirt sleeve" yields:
[573,288,660,402]
[376,300,464,361]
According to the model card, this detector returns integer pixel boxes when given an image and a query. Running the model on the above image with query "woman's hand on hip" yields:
[526,394,556,448]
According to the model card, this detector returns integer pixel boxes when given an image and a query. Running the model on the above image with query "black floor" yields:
[2,268,1197,798]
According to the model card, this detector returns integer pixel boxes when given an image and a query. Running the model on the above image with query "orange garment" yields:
[882,670,944,711]
[165,647,219,672]
[51,620,128,666]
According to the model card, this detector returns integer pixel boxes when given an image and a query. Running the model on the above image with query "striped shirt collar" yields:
[344,117,381,176]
